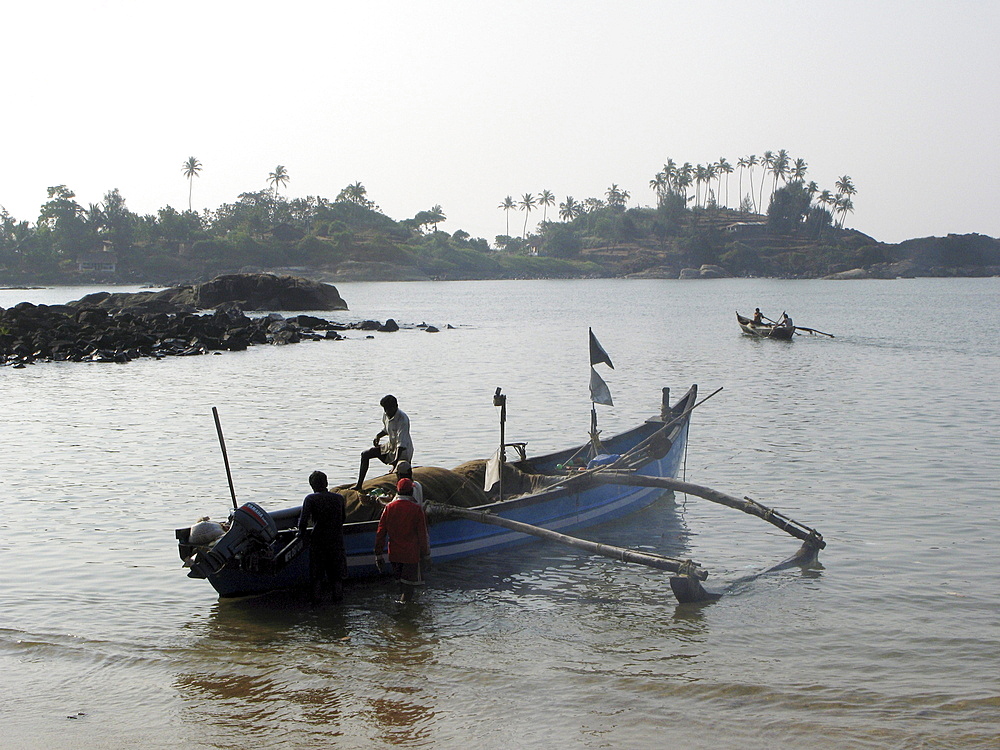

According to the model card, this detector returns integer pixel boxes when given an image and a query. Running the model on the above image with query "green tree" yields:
[792,158,808,183]
[498,195,515,236]
[427,204,446,232]
[336,182,374,209]
[834,176,856,228]
[758,150,774,212]
[268,165,290,196]
[558,196,583,222]
[770,149,790,198]
[537,189,555,223]
[542,223,582,258]
[182,156,202,211]
[518,192,536,239]
[717,157,733,208]
[605,184,628,210]
[37,185,88,259]
[743,154,759,213]
[767,181,811,234]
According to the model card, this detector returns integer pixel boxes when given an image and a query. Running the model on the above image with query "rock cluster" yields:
[0,302,404,368]
[69,272,349,313]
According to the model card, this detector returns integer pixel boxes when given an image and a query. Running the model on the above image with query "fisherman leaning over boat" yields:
[374,477,430,604]
[355,395,413,491]
[297,471,347,604]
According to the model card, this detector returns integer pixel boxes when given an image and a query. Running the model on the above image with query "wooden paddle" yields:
[794,325,835,338]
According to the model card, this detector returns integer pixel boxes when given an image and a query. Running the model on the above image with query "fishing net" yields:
[337,460,553,523]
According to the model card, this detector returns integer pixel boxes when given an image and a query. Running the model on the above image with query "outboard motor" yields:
[187,502,277,578]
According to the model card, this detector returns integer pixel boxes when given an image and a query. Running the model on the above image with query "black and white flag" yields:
[589,328,614,369]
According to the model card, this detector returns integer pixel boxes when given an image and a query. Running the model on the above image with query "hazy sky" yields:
[4,1,998,244]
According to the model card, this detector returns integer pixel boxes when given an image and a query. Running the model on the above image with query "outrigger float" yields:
[176,334,825,604]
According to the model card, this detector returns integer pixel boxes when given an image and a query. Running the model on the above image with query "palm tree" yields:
[835,175,856,199]
[498,196,515,236]
[817,189,835,216]
[428,204,446,232]
[792,158,808,183]
[537,189,555,223]
[834,195,854,228]
[676,163,694,204]
[649,173,667,206]
[806,181,819,201]
[693,165,706,207]
[758,151,774,212]
[518,192,536,239]
[770,149,790,198]
[558,196,582,222]
[717,158,733,208]
[182,156,202,211]
[703,163,717,206]
[744,154,759,213]
[661,158,677,189]
[268,165,290,196]
[605,184,627,209]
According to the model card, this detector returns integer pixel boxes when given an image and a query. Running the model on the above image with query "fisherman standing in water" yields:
[355,394,413,491]
[297,470,347,604]
[374,477,430,604]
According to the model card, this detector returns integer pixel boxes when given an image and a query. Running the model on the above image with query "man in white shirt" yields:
[355,394,413,491]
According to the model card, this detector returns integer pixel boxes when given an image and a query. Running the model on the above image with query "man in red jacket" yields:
[374,477,430,603]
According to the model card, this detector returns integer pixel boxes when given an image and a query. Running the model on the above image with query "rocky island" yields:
[0,273,438,368]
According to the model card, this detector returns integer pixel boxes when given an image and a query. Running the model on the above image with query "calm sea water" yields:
[1,278,998,749]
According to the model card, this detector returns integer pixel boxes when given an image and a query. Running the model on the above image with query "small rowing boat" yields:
[736,311,795,340]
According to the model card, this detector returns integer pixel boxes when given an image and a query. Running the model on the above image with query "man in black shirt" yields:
[297,470,347,603]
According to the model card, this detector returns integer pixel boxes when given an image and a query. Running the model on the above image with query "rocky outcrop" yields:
[823,268,871,280]
[66,273,348,314]
[679,264,732,279]
[0,302,405,368]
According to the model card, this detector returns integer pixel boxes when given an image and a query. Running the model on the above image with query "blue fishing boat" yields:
[176,384,699,598]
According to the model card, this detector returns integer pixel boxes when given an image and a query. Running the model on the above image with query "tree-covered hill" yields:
[1,181,997,286]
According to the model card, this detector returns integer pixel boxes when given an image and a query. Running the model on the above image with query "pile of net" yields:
[337,460,553,523]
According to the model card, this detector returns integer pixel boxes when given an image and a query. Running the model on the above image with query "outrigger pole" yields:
[428,502,710,587]
[590,470,825,602]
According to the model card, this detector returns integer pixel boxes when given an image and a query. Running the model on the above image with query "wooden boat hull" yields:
[737,312,794,340]
[178,386,697,598]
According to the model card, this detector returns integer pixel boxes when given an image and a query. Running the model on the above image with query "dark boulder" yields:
[190,273,347,311]
[66,273,348,314]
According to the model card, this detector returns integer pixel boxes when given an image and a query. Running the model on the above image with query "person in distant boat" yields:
[374,477,430,604]
[778,312,794,329]
[355,394,413,492]
[752,308,764,325]
[297,470,347,604]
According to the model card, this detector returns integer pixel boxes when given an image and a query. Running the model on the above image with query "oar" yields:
[426,502,719,603]
[794,325,835,338]
[212,406,239,510]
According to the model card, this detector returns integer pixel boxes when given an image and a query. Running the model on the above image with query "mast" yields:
[493,387,506,502]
